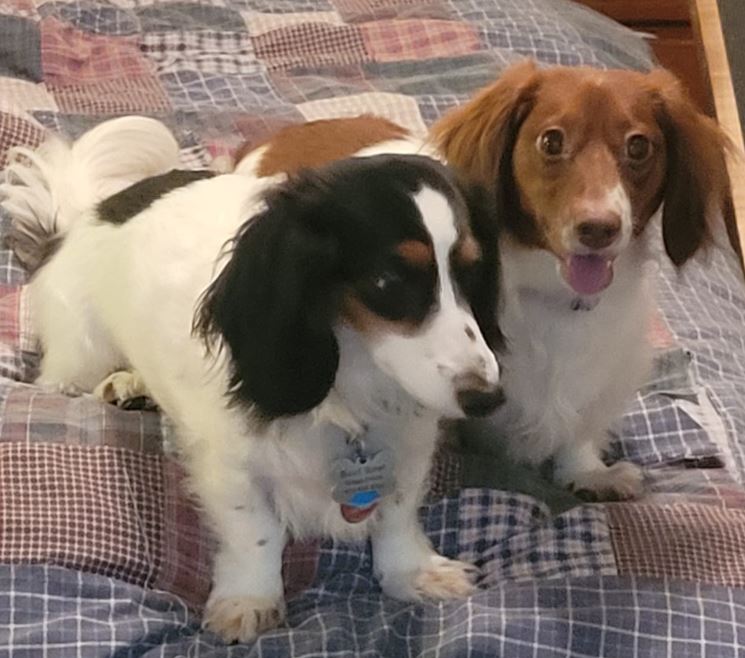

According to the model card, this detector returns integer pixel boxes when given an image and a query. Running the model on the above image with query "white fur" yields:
[4,120,500,644]
[494,233,651,494]
[236,134,650,499]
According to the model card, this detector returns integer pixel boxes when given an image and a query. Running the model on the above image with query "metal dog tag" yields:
[330,448,396,507]
[326,422,396,512]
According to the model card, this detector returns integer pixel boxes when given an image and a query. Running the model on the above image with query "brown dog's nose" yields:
[576,218,621,250]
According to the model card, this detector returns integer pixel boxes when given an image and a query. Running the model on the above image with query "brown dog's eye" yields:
[626,134,651,161]
[539,128,565,157]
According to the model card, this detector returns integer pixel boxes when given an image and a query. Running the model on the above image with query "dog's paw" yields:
[568,461,644,502]
[203,596,285,644]
[94,371,156,410]
[380,555,478,602]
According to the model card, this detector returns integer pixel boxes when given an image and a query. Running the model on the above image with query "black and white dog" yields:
[1,117,504,643]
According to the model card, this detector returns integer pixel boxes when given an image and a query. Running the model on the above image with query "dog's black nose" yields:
[457,385,505,417]
[576,217,621,250]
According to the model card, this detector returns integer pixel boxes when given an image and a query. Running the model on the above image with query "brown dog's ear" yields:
[431,59,541,187]
[647,69,733,266]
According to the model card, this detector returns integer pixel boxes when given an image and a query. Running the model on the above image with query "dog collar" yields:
[328,426,395,524]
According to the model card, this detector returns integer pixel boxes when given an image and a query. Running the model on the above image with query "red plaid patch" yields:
[0,285,21,349]
[252,23,369,71]
[0,442,321,609]
[0,443,164,585]
[608,503,745,587]
[49,77,171,115]
[0,111,44,168]
[41,17,153,86]
[360,19,482,62]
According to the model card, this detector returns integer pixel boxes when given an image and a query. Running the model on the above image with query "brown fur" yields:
[396,239,435,268]
[432,60,733,265]
[251,116,408,177]
[342,293,418,336]
[453,234,482,266]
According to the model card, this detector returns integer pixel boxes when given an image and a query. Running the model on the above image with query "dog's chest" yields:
[495,274,652,456]
[248,409,435,540]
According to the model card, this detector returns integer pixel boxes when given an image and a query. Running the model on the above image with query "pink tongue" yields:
[563,255,613,295]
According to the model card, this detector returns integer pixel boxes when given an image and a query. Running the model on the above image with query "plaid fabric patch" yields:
[363,52,516,104]
[140,30,263,75]
[0,387,164,452]
[297,90,428,134]
[0,443,164,586]
[0,110,43,168]
[0,78,58,118]
[644,466,745,509]
[40,17,152,86]
[333,0,454,22]
[5,566,745,657]
[251,22,369,71]
[135,3,246,33]
[360,18,483,62]
[48,77,172,114]
[243,10,345,36]
[0,285,34,381]
[37,1,139,36]
[448,0,652,71]
[268,64,374,104]
[159,70,286,111]
[617,387,723,467]
[0,15,41,82]
[608,503,745,588]
[232,0,335,13]
[0,0,35,19]
[452,490,616,585]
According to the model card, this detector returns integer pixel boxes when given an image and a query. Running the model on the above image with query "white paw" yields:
[203,596,285,644]
[566,460,644,501]
[93,371,154,409]
[379,554,478,602]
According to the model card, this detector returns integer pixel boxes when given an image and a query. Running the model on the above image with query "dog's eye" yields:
[626,134,651,161]
[539,128,565,157]
[372,270,402,292]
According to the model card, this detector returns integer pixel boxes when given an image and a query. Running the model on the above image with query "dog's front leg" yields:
[187,441,286,644]
[371,419,477,602]
[372,487,477,602]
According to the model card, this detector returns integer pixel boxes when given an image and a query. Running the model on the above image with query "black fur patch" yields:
[97,169,215,225]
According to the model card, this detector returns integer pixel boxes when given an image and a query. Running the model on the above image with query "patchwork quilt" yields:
[2,0,745,655]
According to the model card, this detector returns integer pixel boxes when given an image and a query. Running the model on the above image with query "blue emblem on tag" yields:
[348,489,380,508]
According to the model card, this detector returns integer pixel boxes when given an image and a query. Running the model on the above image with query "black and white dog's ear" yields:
[459,180,504,352]
[194,173,341,420]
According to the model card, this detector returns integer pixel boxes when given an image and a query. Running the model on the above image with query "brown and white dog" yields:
[229,60,732,500]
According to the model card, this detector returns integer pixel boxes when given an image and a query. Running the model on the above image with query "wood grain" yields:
[574,0,690,24]
[691,0,745,260]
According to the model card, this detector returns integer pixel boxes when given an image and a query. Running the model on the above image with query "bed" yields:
[1,0,745,655]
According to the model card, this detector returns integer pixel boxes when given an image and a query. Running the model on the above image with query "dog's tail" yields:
[0,116,180,270]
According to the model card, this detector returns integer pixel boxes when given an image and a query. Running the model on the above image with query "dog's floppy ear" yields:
[647,69,733,266]
[458,179,504,352]
[432,59,540,188]
[194,174,341,420]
